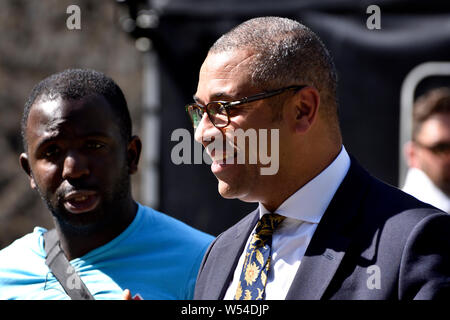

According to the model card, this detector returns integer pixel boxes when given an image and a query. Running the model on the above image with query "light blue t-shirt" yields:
[0,203,213,300]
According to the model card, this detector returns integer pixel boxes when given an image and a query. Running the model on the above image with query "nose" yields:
[62,151,89,180]
[194,112,221,146]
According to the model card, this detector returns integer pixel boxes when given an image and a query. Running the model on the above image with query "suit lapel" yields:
[286,158,370,299]
[203,209,259,299]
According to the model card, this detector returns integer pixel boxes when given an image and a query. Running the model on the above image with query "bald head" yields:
[209,17,338,123]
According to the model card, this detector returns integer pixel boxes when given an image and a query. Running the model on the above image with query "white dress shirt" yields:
[224,146,351,300]
[402,167,450,213]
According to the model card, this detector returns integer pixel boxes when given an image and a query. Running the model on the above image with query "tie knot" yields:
[253,213,285,243]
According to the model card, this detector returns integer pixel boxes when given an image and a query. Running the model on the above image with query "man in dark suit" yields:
[186,16,450,300]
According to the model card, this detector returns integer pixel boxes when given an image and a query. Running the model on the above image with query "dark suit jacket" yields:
[194,158,450,299]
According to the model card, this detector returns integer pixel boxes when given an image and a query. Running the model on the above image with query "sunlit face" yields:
[20,94,132,231]
[413,113,450,196]
[193,50,291,202]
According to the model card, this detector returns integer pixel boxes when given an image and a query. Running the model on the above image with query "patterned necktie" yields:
[234,213,285,300]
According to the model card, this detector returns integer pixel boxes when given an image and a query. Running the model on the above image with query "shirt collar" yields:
[402,167,450,213]
[259,145,351,223]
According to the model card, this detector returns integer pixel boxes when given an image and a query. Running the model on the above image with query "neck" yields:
[54,199,138,261]
[261,141,342,212]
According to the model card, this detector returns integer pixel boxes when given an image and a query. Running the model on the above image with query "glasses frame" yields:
[185,85,306,129]
[414,140,450,156]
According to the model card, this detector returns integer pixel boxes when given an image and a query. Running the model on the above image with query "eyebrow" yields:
[34,132,113,151]
[34,136,56,153]
[193,92,235,104]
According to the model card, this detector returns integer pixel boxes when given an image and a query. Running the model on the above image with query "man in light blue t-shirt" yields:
[0,69,213,300]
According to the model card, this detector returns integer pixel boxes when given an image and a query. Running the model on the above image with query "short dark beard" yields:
[33,167,132,237]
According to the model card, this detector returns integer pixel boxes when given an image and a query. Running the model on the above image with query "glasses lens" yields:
[430,142,450,156]
[186,104,203,128]
[207,102,228,127]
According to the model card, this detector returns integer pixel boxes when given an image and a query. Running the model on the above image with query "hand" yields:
[122,289,143,300]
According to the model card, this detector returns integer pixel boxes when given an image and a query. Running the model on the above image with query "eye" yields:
[43,145,61,158]
[86,141,105,150]
[208,102,228,116]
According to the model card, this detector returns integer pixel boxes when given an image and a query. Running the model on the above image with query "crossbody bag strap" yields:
[43,229,95,300]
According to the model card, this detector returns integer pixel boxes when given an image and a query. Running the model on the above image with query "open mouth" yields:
[206,139,238,164]
[210,150,237,164]
[209,150,240,175]
[204,136,243,174]
[63,190,100,214]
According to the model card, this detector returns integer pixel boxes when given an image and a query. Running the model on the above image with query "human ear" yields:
[19,153,37,189]
[291,86,320,133]
[127,135,142,174]
[404,141,418,168]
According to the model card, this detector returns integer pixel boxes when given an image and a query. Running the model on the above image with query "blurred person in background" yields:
[403,87,450,213]
[0,69,213,300]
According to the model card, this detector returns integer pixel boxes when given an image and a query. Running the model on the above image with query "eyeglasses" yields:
[185,85,306,129]
[414,140,450,156]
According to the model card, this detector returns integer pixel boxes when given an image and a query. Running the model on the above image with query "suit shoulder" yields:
[366,173,444,219]
[344,161,446,249]
[355,171,447,251]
